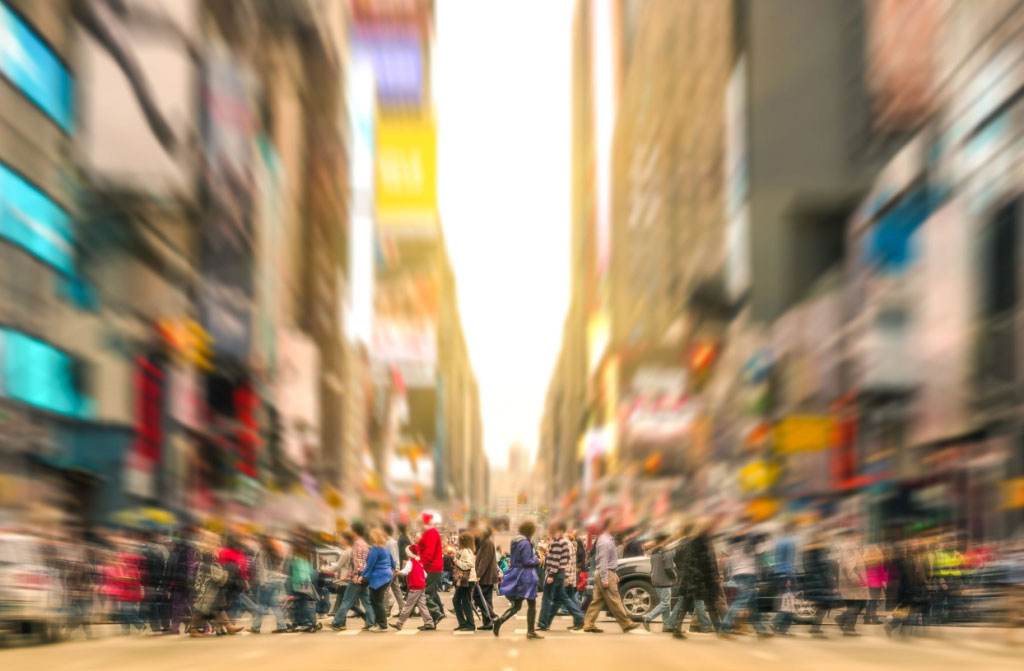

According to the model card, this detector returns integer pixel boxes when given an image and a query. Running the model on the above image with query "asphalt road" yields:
[2,593,1021,671]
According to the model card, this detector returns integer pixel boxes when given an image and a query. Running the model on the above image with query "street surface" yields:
[1,593,1020,671]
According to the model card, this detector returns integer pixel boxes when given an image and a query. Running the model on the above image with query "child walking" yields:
[390,544,436,631]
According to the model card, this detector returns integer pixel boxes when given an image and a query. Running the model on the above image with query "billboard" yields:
[353,34,423,107]
[376,117,437,230]
[372,267,438,376]
[200,42,255,361]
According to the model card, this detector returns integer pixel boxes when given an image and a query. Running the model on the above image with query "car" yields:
[0,533,64,644]
[590,541,817,623]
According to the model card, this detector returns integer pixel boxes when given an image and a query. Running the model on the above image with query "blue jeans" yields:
[721,574,767,634]
[666,595,714,630]
[538,574,585,629]
[119,601,144,633]
[772,610,793,633]
[644,587,673,623]
[331,582,375,627]
[293,594,316,628]
[253,581,286,632]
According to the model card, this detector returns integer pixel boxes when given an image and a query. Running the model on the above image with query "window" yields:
[0,1,74,132]
[0,162,74,274]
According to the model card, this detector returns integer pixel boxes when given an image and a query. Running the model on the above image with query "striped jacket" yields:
[545,535,572,578]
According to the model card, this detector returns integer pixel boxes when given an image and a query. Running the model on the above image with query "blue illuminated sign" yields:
[0,162,74,274]
[0,328,93,418]
[0,1,74,132]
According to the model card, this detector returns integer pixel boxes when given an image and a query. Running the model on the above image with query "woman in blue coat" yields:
[362,528,397,632]
[493,520,542,639]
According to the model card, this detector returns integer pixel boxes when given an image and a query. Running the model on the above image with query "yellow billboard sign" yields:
[774,415,835,453]
[376,117,437,224]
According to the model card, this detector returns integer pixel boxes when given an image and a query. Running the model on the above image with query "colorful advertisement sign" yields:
[372,268,438,371]
[353,34,423,107]
[774,415,835,454]
[0,1,74,132]
[376,117,437,228]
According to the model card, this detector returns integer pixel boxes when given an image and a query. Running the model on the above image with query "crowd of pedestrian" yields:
[17,512,1024,645]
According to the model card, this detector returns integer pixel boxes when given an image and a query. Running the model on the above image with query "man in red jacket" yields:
[417,513,445,623]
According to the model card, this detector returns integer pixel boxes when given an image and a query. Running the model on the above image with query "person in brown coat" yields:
[473,524,499,629]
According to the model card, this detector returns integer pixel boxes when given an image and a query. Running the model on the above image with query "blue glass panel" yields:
[0,2,74,132]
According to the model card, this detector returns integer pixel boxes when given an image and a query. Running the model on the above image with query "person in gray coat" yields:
[641,533,678,631]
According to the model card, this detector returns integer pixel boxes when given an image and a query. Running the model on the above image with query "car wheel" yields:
[619,581,656,619]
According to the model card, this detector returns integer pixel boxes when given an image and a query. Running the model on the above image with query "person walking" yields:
[248,536,288,634]
[327,532,354,617]
[583,519,641,634]
[473,525,499,630]
[863,541,888,624]
[836,530,868,636]
[669,521,722,638]
[330,522,376,630]
[493,520,543,639]
[218,533,258,627]
[141,533,171,634]
[190,549,237,637]
[360,528,396,633]
[113,544,146,635]
[390,544,436,631]
[384,524,404,616]
[720,534,771,638]
[537,521,586,631]
[640,533,677,632]
[397,522,413,566]
[417,513,445,623]
[452,532,478,631]
[167,531,195,634]
[287,537,321,633]
[803,533,838,638]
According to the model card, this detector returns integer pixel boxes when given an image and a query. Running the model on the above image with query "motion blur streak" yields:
[1,0,1024,668]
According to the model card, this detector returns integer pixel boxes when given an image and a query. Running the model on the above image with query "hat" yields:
[408,544,420,556]
[421,512,433,525]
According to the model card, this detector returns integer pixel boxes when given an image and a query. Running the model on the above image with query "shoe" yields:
[329,624,345,631]
[479,624,493,630]
[568,624,583,631]
[623,623,641,633]
[757,632,774,640]
[313,622,323,632]
[493,619,503,637]
[673,631,687,639]
[362,624,372,631]
[418,625,436,631]
[226,624,244,635]
[271,628,288,634]
[536,626,549,632]
[247,627,260,634]
[526,631,544,640]
[390,622,403,631]
[641,620,650,632]
[370,625,387,633]
[583,627,603,633]
[189,630,208,638]
[717,632,734,641]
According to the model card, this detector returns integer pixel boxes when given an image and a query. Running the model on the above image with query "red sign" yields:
[133,356,165,462]
[234,383,260,478]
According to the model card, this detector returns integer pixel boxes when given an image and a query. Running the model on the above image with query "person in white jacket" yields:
[836,530,868,636]
[453,532,478,631]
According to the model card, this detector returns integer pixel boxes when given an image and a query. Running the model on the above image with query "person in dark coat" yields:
[670,520,723,638]
[885,538,929,637]
[493,520,542,639]
[802,533,839,637]
[474,525,499,629]
[167,532,196,634]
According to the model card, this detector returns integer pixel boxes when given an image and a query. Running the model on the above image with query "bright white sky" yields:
[435,1,575,468]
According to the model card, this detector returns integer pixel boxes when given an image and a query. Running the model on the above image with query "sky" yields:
[434,1,575,469]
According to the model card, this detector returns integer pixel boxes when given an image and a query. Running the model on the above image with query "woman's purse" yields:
[452,565,470,587]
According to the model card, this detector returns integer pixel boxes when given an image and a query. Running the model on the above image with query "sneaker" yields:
[568,624,583,631]
[271,628,288,634]
[329,624,345,631]
[583,627,603,633]
[624,623,641,633]
[390,622,403,631]
[526,631,544,640]
[418,624,436,631]
[673,631,687,640]
[641,620,650,632]
[478,623,493,630]
[369,625,387,633]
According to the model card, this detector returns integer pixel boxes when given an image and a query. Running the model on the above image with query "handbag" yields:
[453,565,470,587]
